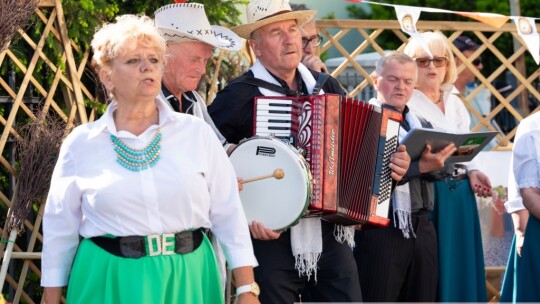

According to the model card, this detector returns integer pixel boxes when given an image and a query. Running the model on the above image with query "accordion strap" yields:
[233,72,330,97]
[312,73,329,95]
[232,76,303,96]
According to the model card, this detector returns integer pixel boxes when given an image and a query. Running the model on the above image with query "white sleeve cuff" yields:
[504,198,526,214]
[226,248,259,270]
[40,268,70,287]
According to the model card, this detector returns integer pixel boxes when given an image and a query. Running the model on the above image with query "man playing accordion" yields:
[209,0,410,302]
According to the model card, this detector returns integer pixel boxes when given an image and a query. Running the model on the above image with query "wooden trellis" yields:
[0,0,95,302]
[1,1,539,302]
[313,19,540,151]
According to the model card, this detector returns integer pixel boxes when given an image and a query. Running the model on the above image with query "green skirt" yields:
[66,234,224,304]
[500,216,540,302]
[431,179,487,302]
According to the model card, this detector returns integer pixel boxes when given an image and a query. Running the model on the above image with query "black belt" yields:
[90,228,204,259]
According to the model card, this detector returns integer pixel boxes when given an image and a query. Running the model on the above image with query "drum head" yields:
[229,137,310,231]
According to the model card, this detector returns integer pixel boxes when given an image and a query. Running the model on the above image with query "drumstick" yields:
[240,168,285,184]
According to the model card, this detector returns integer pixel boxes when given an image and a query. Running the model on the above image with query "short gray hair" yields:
[374,51,416,77]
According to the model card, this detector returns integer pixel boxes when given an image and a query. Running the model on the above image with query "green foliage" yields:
[63,0,118,51]
[111,0,248,26]
[0,166,9,207]
[319,12,335,63]
[200,0,249,26]
[85,99,108,115]
[476,1,510,14]
[346,3,371,20]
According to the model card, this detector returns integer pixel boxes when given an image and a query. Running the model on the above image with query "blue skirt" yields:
[66,234,224,304]
[500,215,540,302]
[431,179,487,302]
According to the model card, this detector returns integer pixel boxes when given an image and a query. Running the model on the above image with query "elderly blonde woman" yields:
[41,15,258,304]
[403,31,491,302]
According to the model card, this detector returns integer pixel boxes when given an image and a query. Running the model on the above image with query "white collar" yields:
[88,96,175,140]
[249,60,325,96]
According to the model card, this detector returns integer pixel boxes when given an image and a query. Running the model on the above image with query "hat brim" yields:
[158,25,243,51]
[457,45,479,52]
[232,10,317,39]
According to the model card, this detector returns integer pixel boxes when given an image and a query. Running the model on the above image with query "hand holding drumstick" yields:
[240,169,285,184]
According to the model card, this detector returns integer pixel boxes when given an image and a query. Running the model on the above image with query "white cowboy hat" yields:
[154,3,242,51]
[232,0,317,39]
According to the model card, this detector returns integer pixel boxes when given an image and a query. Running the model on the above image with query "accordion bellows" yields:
[232,94,402,229]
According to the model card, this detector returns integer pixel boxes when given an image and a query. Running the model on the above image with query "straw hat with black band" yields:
[232,0,317,39]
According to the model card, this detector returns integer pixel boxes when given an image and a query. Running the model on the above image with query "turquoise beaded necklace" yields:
[110,128,161,172]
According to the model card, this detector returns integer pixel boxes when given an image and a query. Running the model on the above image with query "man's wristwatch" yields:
[236,282,260,297]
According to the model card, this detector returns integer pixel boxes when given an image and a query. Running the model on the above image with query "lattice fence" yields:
[0,0,96,302]
[314,19,540,151]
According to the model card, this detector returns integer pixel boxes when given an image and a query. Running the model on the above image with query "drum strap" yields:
[233,72,330,97]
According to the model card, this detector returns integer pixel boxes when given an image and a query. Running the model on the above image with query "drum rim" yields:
[229,136,312,231]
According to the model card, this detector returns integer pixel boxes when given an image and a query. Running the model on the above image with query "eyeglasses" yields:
[471,58,482,66]
[414,56,448,68]
[302,35,322,48]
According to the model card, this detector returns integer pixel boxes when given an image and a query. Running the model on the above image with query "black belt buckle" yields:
[119,236,146,258]
[90,235,146,259]
[175,229,203,254]
[91,228,204,258]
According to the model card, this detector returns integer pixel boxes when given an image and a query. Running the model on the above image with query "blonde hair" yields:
[403,31,457,89]
[90,14,166,74]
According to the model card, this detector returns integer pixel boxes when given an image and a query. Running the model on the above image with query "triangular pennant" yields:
[456,12,510,28]
[513,17,540,64]
[394,5,433,57]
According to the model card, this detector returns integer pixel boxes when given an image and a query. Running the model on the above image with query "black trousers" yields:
[354,210,438,302]
[253,220,362,303]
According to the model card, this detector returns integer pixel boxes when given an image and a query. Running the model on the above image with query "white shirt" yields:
[408,88,471,133]
[506,111,540,213]
[513,128,540,190]
[41,97,257,287]
[408,88,482,170]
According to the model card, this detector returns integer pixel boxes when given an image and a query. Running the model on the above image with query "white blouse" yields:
[506,112,540,213]
[408,88,471,133]
[408,88,482,170]
[513,129,540,190]
[41,97,257,287]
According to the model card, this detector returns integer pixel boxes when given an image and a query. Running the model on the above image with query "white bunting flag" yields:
[513,17,539,64]
[394,5,433,57]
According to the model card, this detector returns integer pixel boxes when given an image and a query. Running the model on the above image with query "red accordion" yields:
[253,94,402,227]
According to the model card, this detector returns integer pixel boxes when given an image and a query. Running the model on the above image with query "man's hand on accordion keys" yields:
[249,221,282,240]
[419,143,457,174]
[389,144,411,182]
